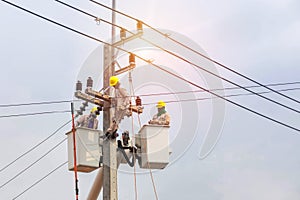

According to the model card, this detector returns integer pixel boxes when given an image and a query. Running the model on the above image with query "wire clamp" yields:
[95,17,101,25]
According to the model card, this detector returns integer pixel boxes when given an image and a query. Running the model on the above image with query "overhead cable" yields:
[56,1,300,114]
[89,0,300,104]
[136,82,300,98]
[142,87,300,106]
[0,99,75,108]
[0,82,298,108]
[0,110,70,119]
[0,119,71,173]
[12,161,68,200]
[0,138,67,189]
[1,0,298,132]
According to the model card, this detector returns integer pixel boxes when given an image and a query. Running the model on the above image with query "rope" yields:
[129,72,159,200]
[128,71,138,200]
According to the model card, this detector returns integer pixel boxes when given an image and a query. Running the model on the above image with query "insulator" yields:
[120,28,126,40]
[76,81,82,91]
[80,105,86,112]
[77,110,83,116]
[82,101,88,107]
[135,96,142,106]
[87,77,93,88]
[137,20,143,32]
[129,53,135,66]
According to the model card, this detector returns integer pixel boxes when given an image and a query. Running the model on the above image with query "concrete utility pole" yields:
[102,1,118,199]
[102,43,118,200]
[86,43,117,200]
[85,43,117,200]
[87,1,143,199]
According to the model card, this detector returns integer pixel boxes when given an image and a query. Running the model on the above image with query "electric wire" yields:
[0,99,76,108]
[136,82,300,98]
[142,87,300,106]
[0,119,71,173]
[0,110,70,119]
[56,1,300,114]
[89,0,300,105]
[89,87,300,108]
[0,2,297,197]
[12,161,68,200]
[55,0,124,30]
[0,138,67,189]
[0,81,298,108]
[139,58,300,132]
[1,0,298,133]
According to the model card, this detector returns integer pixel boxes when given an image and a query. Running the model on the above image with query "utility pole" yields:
[102,43,118,200]
[102,1,118,199]
[86,2,143,199]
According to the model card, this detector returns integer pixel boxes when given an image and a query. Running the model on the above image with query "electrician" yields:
[76,107,99,129]
[109,76,131,125]
[149,100,170,125]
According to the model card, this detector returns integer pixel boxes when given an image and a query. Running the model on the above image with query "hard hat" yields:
[109,76,119,86]
[90,106,98,113]
[156,100,166,108]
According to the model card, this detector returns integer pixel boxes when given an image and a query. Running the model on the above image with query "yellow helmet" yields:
[156,100,166,108]
[91,106,98,113]
[109,76,119,86]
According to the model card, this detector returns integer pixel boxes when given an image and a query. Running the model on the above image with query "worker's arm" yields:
[118,88,128,98]
[156,114,170,125]
[164,114,170,125]
[148,114,159,125]
[76,115,85,127]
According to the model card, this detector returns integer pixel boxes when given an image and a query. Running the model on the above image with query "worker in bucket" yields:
[109,76,131,126]
[149,100,170,125]
[76,106,99,129]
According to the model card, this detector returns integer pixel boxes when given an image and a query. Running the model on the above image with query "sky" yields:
[0,0,300,199]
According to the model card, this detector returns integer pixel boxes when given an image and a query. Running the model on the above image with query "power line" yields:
[0,86,297,186]
[0,110,70,119]
[89,0,300,105]
[0,99,79,108]
[0,81,298,108]
[0,138,67,189]
[12,161,68,200]
[1,0,298,133]
[135,56,300,132]
[143,87,300,106]
[137,82,300,98]
[80,87,300,109]
[0,119,71,173]
[57,1,300,114]
[0,84,297,117]
[55,0,124,30]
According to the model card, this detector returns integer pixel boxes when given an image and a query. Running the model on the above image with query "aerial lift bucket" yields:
[66,127,103,173]
[135,124,170,169]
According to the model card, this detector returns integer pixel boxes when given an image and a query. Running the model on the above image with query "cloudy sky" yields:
[0,0,299,199]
